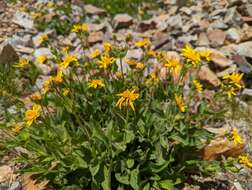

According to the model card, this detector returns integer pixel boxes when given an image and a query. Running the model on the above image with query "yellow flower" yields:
[15,58,29,68]
[30,92,42,101]
[61,54,77,68]
[181,44,201,66]
[125,59,138,66]
[24,104,41,126]
[147,50,157,57]
[88,79,105,89]
[116,89,139,111]
[192,80,203,93]
[38,34,49,44]
[239,155,252,168]
[71,24,89,33]
[62,47,70,54]
[11,124,24,134]
[135,38,150,48]
[63,88,70,96]
[36,55,47,64]
[199,51,211,61]
[90,48,101,59]
[53,69,63,83]
[175,94,187,113]
[226,87,237,98]
[98,55,115,69]
[164,58,181,73]
[42,77,53,94]
[231,128,243,145]
[115,71,124,79]
[103,43,112,54]
[223,73,244,89]
[136,62,145,70]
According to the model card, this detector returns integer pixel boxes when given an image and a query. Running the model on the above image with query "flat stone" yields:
[224,6,243,26]
[197,32,209,46]
[203,137,245,160]
[210,49,233,68]
[84,4,106,15]
[0,42,19,64]
[234,42,252,58]
[207,29,226,47]
[87,23,106,32]
[0,165,12,183]
[12,12,34,29]
[226,28,241,43]
[126,49,143,60]
[88,31,103,45]
[198,66,221,87]
[113,14,133,29]
[34,48,52,58]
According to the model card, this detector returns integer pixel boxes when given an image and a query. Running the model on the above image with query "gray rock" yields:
[126,49,143,60]
[226,28,241,43]
[210,20,229,29]
[242,88,252,96]
[8,34,33,47]
[84,4,106,15]
[12,12,34,29]
[234,42,252,58]
[198,32,209,46]
[113,14,133,29]
[246,4,252,16]
[224,6,243,26]
[8,181,22,190]
[34,48,52,58]
[167,15,183,29]
[0,42,19,64]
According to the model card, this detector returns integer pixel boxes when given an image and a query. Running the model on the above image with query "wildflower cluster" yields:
[2,40,247,190]
[222,73,244,98]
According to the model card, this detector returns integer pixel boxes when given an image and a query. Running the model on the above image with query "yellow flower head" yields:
[71,24,89,33]
[175,94,187,113]
[36,55,47,64]
[135,38,150,48]
[115,71,124,79]
[116,89,139,111]
[42,77,53,94]
[15,58,29,68]
[192,80,203,93]
[223,73,244,90]
[11,124,24,134]
[103,43,112,54]
[231,128,243,145]
[30,92,42,101]
[147,50,157,57]
[136,62,145,70]
[199,50,211,61]
[181,44,201,66]
[98,55,115,69]
[125,59,138,66]
[226,87,237,98]
[24,104,41,126]
[164,58,181,73]
[239,155,252,168]
[88,79,105,89]
[61,54,77,68]
[38,34,49,44]
[53,69,63,83]
[63,88,70,96]
[62,47,70,54]
[90,48,101,59]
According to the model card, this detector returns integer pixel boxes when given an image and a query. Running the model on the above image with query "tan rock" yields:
[198,32,209,46]
[0,165,13,183]
[203,137,245,160]
[216,64,237,78]
[210,49,233,68]
[0,42,19,64]
[84,4,106,15]
[198,66,221,87]
[207,29,226,46]
[113,14,133,29]
[88,31,103,45]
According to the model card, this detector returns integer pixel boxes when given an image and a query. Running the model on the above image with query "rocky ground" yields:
[1,0,252,189]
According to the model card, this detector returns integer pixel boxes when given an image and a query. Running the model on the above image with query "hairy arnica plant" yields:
[0,28,247,190]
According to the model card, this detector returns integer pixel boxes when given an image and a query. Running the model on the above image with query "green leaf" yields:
[115,173,129,185]
[126,159,134,169]
[143,183,150,190]
[159,180,176,190]
[130,168,139,190]
[90,163,100,177]
[101,166,111,190]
